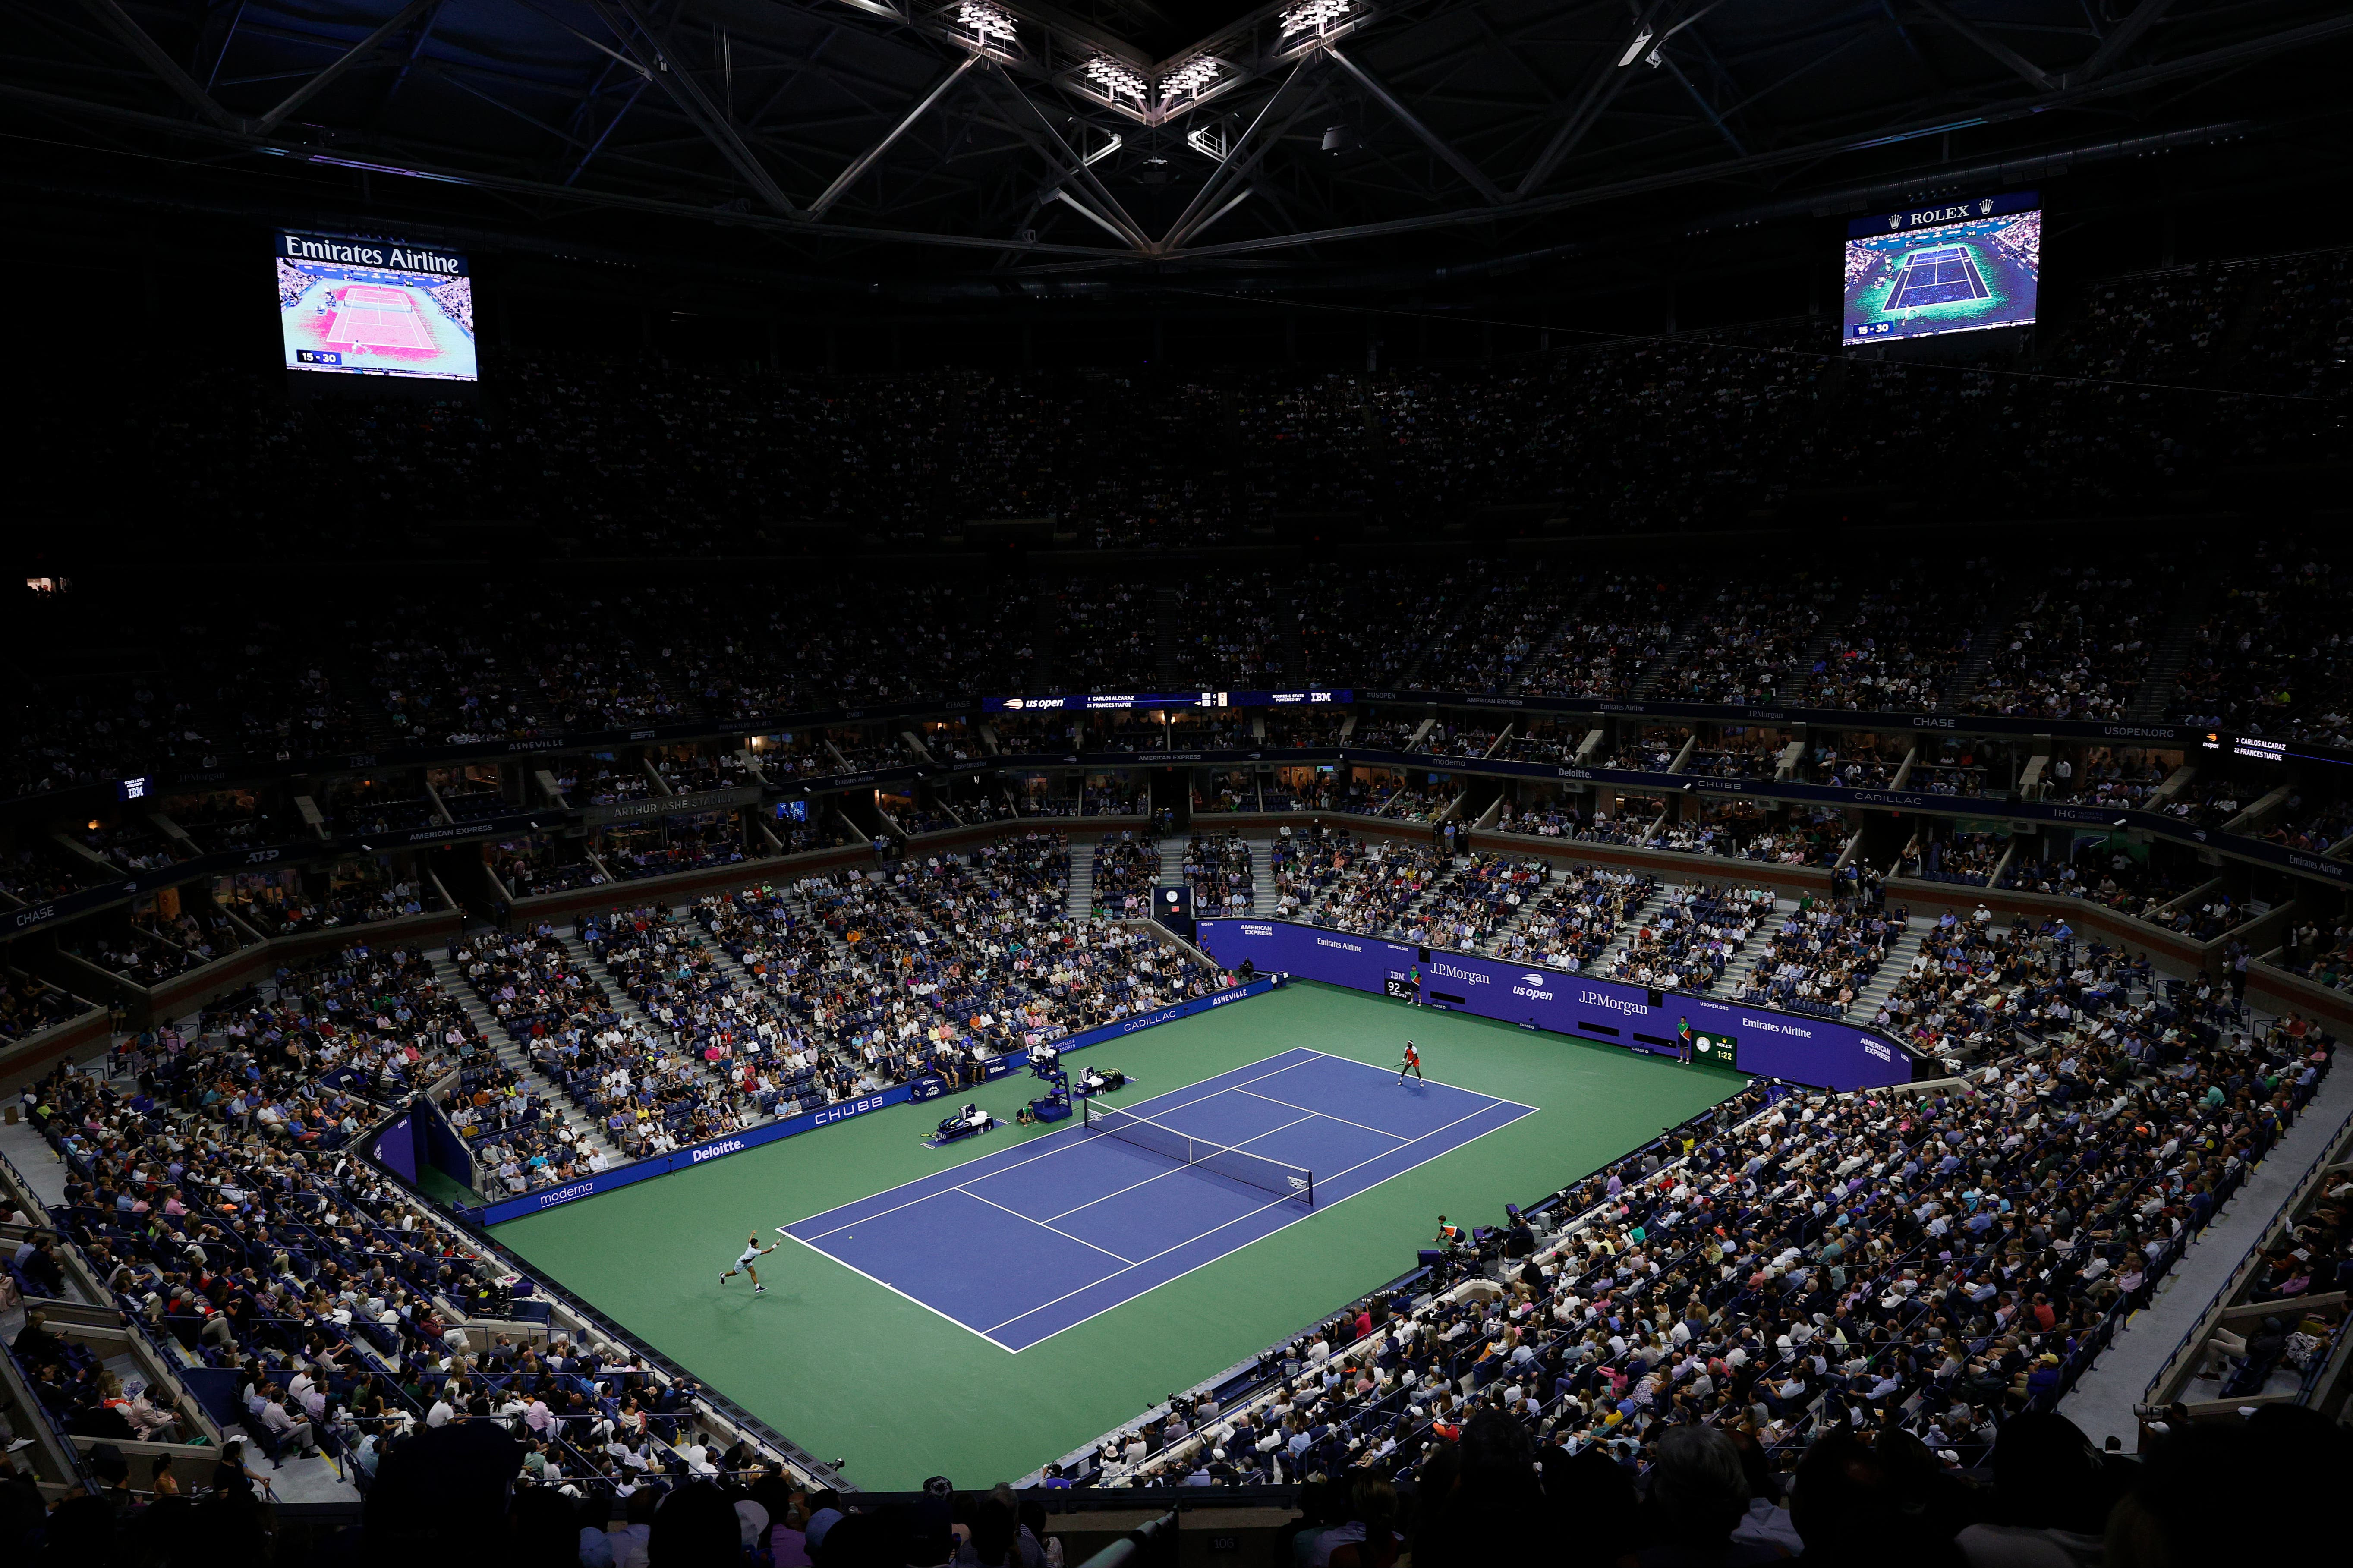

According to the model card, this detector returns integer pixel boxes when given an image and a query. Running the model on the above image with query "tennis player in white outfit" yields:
[721,1235,776,1294]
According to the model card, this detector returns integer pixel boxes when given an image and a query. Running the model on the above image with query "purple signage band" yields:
[1194,918,1916,1093]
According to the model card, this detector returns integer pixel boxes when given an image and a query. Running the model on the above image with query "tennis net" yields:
[1082,1099,1314,1205]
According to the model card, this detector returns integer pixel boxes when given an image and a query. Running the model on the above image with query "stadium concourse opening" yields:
[491,981,1737,1487]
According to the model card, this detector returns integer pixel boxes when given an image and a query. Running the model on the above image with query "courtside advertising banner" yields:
[1195,918,1915,1092]
[277,230,479,381]
[470,977,1281,1225]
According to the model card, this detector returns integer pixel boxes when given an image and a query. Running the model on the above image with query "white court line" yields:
[984,1093,1534,1347]
[1039,1110,1321,1224]
[1232,1088,1414,1143]
[790,1048,1323,1243]
[1295,1047,1542,1114]
[789,1048,1540,1351]
[774,1229,1029,1353]
[958,1187,1136,1265]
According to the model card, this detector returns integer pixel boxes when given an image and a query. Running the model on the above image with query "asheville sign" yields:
[469,977,1282,1226]
[1193,917,1915,1092]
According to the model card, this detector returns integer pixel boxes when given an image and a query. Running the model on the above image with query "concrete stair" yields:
[555,928,734,1101]
[1852,923,1929,1018]
[1068,836,1098,917]
[1943,575,2040,710]
[2125,579,2213,722]
[1594,884,1674,970]
[1154,586,1187,687]
[431,953,625,1175]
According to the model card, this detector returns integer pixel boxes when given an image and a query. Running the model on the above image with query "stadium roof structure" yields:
[9,0,2353,275]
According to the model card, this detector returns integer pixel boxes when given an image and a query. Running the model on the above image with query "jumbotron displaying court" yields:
[276,230,478,381]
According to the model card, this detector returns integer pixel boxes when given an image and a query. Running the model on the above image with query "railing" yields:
[1062,1086,1786,1487]
[2139,1099,2353,1407]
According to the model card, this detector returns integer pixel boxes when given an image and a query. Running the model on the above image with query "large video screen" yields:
[1844,192,2040,345]
[277,230,477,382]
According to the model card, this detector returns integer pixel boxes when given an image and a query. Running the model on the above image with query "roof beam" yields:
[2076,0,2174,83]
[73,0,243,130]
[0,78,1125,256]
[1515,0,1693,199]
[566,76,650,184]
[1161,57,1325,251]
[376,0,448,120]
[1908,0,2053,91]
[1659,52,1741,157]
[985,60,1151,251]
[255,0,438,132]
[1172,6,2353,259]
[808,52,981,218]
[1325,44,1505,205]
[587,0,800,214]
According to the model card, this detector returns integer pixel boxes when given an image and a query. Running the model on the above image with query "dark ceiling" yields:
[6,0,2351,287]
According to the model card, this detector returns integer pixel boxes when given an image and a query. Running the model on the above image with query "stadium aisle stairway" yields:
[1474,872,1559,957]
[693,917,765,993]
[555,928,736,1104]
[1594,883,1674,969]
[1243,835,1274,914]
[1941,576,2040,709]
[1594,887,1790,990]
[1067,839,1096,918]
[1852,923,1929,1020]
[2126,579,2217,722]
[2060,1063,2353,1447]
[432,949,626,1174]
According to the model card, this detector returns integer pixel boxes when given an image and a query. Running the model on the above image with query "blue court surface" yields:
[781,1048,1536,1351]
[1890,246,1991,308]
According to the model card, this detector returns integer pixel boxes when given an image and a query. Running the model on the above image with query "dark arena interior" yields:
[7,0,2353,1562]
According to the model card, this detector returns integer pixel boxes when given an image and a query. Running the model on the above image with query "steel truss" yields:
[8,0,2349,265]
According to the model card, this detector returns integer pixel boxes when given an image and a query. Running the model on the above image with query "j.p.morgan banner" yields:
[1194,918,1915,1092]
[467,977,1281,1225]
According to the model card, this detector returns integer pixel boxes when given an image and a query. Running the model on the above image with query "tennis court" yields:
[324,286,436,352]
[784,1047,1534,1351]
[1888,245,1991,309]
[490,981,1744,1486]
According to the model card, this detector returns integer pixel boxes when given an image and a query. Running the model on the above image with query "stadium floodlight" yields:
[955,1,1020,47]
[1084,56,1147,103]
[1160,55,1223,105]
[1282,0,1352,40]
[1617,26,1654,66]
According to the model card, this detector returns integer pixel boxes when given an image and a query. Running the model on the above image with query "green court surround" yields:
[489,981,1742,1487]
